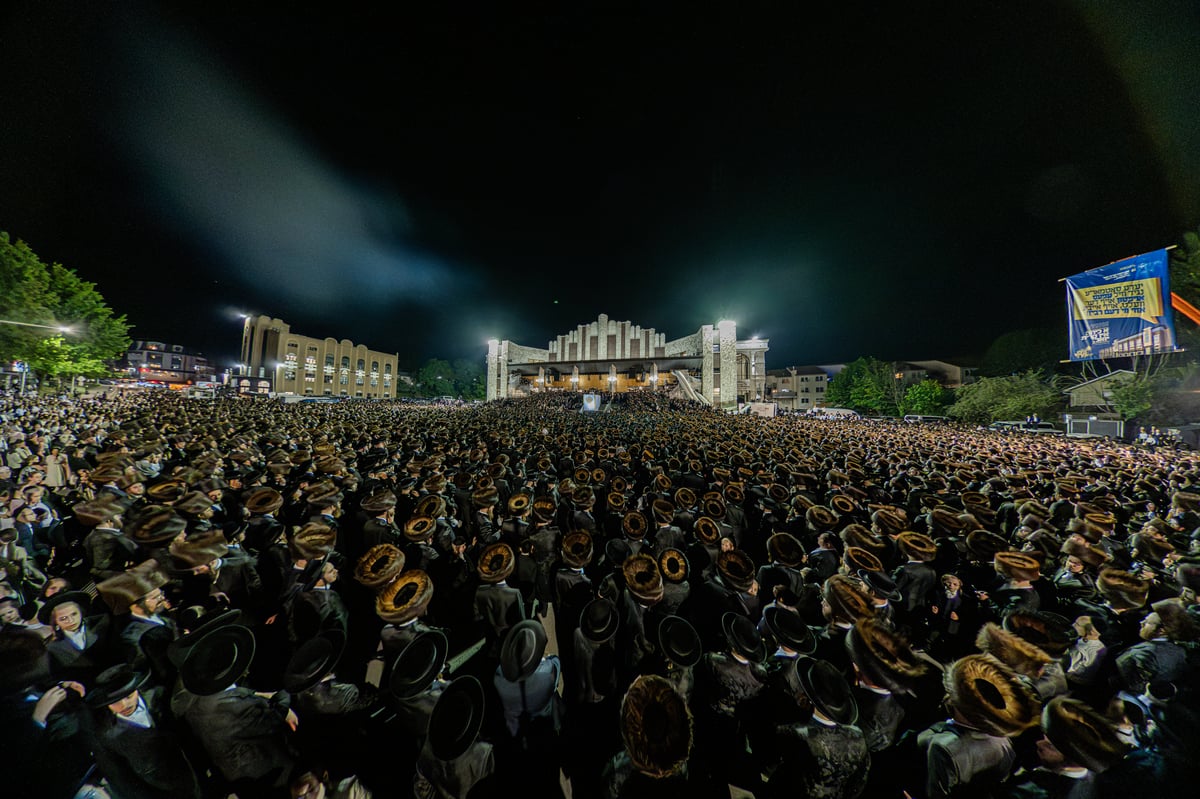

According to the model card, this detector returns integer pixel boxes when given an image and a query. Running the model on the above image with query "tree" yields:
[452,358,485,400]
[979,328,1063,377]
[415,359,456,397]
[0,232,131,389]
[1107,375,1154,421]
[900,379,948,415]
[946,370,1063,424]
[825,357,899,415]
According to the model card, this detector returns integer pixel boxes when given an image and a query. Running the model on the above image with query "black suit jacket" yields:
[46,615,111,683]
[171,685,296,784]
[94,686,202,799]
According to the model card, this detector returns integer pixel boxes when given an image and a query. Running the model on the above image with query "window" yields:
[340,373,349,385]
[171,356,183,371]
[341,356,350,369]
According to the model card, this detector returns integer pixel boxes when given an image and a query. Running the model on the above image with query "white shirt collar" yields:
[64,625,88,649]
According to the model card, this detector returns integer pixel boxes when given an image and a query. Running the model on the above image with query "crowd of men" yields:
[2,387,1199,798]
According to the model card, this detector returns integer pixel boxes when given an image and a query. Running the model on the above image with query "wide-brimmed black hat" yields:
[178,623,257,696]
[428,676,486,761]
[168,608,244,666]
[721,612,765,662]
[856,569,902,603]
[86,664,149,708]
[389,630,448,699]
[658,615,702,668]
[283,629,347,694]
[799,658,858,725]
[763,606,816,654]
[500,620,548,682]
[580,598,619,644]
[37,590,92,627]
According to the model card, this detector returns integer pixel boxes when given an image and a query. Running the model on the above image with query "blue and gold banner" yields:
[1066,249,1176,361]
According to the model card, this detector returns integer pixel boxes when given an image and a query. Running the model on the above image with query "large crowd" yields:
[2,388,1199,799]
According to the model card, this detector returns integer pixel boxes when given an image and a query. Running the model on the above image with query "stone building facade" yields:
[238,314,399,398]
[485,314,767,410]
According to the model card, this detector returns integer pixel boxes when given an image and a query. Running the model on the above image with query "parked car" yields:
[903,414,949,424]
[1023,422,1064,436]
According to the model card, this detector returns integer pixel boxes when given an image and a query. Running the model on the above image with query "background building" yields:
[764,366,828,411]
[120,340,214,385]
[237,314,399,398]
[485,313,767,409]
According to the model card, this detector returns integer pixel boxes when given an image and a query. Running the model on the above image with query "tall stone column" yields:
[486,339,499,402]
[700,325,714,404]
[718,320,737,410]
[499,341,510,400]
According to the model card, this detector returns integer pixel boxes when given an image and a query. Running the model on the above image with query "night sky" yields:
[2,1,1199,372]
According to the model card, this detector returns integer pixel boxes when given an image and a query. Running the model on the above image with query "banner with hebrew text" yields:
[1066,249,1176,361]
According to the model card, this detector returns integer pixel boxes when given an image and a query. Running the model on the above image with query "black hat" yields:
[86,664,149,708]
[389,630,448,699]
[763,606,816,654]
[658,615,702,668]
[37,590,92,627]
[500,620,548,682]
[580,598,619,644]
[799,658,858,725]
[283,630,346,694]
[721,612,764,662]
[856,569,902,603]
[177,624,257,696]
[428,676,486,760]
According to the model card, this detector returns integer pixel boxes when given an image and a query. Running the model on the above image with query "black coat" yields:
[171,685,296,785]
[92,686,202,799]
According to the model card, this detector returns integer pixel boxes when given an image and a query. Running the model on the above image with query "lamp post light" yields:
[0,319,77,394]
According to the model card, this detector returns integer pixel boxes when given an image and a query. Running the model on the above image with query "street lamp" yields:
[0,318,77,394]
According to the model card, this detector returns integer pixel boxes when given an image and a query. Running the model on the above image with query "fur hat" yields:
[767,532,805,567]
[806,505,837,530]
[623,511,650,540]
[126,506,188,544]
[531,495,556,522]
[477,543,516,584]
[403,515,437,543]
[994,551,1041,582]
[360,490,397,514]
[693,516,720,544]
[840,524,887,556]
[71,495,125,527]
[823,574,874,624]
[945,654,1041,737]
[975,623,1053,678]
[375,570,434,624]
[620,675,693,779]
[845,618,928,695]
[843,546,883,574]
[717,549,756,592]
[1003,611,1077,658]
[896,532,937,562]
[561,532,594,569]
[168,531,228,569]
[472,485,500,508]
[1097,568,1150,610]
[97,561,169,615]
[623,553,664,604]
[1042,696,1129,773]
[658,548,689,583]
[1061,537,1108,569]
[966,530,1008,561]
[174,491,215,517]
[288,522,337,561]
[243,487,283,515]
[651,498,675,524]
[145,478,188,504]
[355,544,405,590]
[871,506,906,535]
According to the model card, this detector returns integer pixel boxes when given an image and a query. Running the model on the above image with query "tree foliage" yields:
[1107,375,1154,421]
[0,232,131,386]
[410,357,486,400]
[825,357,899,415]
[900,379,948,415]
[979,327,1062,377]
[946,370,1063,424]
